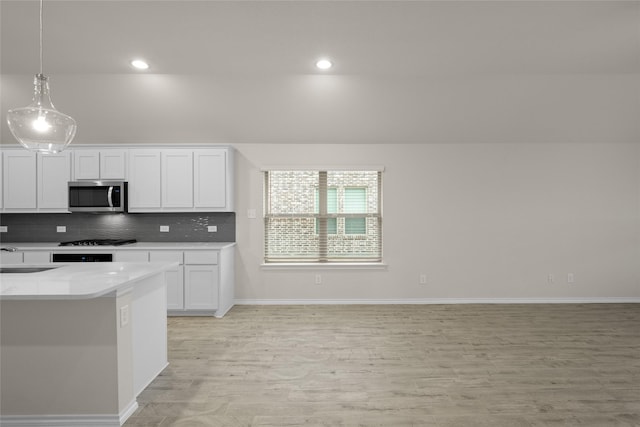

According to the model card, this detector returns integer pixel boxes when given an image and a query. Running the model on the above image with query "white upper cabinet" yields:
[128,146,233,213]
[1,149,70,212]
[38,152,71,210]
[100,150,127,179]
[194,149,227,209]
[128,149,162,209]
[74,149,126,180]
[73,150,99,179]
[2,150,37,210]
[1,145,233,213]
[162,150,193,208]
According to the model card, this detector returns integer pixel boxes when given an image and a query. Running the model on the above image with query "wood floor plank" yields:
[125,304,640,426]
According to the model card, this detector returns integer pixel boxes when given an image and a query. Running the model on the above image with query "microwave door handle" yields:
[107,186,114,208]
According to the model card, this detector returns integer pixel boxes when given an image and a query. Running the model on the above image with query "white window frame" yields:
[262,166,384,266]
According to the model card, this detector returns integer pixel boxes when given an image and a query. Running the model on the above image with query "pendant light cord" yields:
[39,0,43,75]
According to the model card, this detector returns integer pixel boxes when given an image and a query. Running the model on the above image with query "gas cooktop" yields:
[58,239,137,247]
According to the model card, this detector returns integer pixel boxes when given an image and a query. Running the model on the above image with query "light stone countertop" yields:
[0,262,177,300]
[0,242,236,251]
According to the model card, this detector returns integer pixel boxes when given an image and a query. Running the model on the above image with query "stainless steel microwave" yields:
[68,181,128,213]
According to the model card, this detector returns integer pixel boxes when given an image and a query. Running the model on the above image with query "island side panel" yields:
[0,297,123,416]
[117,289,136,418]
[215,245,236,318]
[132,272,169,396]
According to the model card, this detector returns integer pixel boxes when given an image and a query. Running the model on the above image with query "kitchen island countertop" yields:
[0,262,177,300]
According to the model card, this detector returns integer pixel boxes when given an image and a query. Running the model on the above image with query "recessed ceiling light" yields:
[315,59,333,70]
[131,59,149,70]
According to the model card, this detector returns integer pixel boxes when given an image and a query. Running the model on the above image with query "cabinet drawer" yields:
[184,251,218,265]
[24,252,51,263]
[0,252,24,264]
[149,251,184,265]
[115,251,149,262]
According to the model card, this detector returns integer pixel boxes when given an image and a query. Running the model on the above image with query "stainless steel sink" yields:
[0,267,60,274]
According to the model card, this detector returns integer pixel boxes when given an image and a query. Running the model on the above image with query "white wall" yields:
[233,143,640,302]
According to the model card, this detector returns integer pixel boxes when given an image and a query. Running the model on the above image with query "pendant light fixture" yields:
[6,0,76,154]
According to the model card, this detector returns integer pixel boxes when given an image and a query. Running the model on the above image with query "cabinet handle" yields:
[107,186,114,208]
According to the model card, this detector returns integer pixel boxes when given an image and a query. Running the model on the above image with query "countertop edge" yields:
[0,262,178,300]
[1,242,237,251]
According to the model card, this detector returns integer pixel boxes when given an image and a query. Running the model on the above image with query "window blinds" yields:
[264,170,382,263]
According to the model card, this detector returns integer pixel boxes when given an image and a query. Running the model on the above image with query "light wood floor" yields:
[125,304,640,426]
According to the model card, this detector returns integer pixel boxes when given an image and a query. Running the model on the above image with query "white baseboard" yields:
[0,415,122,427]
[214,303,234,318]
[235,297,640,305]
[120,400,139,425]
[0,401,139,427]
[135,362,168,397]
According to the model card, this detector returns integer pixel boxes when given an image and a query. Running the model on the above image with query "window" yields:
[344,187,367,235]
[315,187,337,234]
[264,170,382,263]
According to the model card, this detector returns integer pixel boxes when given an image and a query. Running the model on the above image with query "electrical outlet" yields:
[419,274,427,285]
[315,274,322,285]
[247,209,257,219]
[0,226,7,233]
[56,226,66,233]
[120,305,129,327]
[160,225,170,232]
[207,225,218,232]
[548,274,555,284]
[567,273,575,283]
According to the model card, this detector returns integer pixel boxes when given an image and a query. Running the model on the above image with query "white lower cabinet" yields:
[117,249,221,314]
[5,245,234,317]
[0,251,24,264]
[164,266,185,310]
[182,250,219,311]
[184,264,219,310]
[149,251,184,311]
[114,251,149,262]
[0,251,50,264]
[138,247,233,317]
[24,251,51,264]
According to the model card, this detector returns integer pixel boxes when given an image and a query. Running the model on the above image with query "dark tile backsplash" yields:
[0,212,235,243]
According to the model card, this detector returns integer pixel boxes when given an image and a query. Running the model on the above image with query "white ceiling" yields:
[1,0,639,145]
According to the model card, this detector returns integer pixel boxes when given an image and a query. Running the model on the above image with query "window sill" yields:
[261,262,388,271]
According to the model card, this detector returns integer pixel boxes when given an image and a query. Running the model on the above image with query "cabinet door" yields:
[165,266,185,310]
[193,149,226,209]
[0,251,24,264]
[184,250,218,265]
[114,251,149,262]
[3,150,36,209]
[38,152,71,210]
[100,150,126,179]
[128,150,161,209]
[74,150,100,180]
[149,251,185,310]
[162,150,193,208]
[23,251,51,263]
[0,152,3,209]
[184,265,219,310]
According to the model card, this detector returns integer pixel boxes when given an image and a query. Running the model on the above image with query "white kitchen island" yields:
[0,262,175,427]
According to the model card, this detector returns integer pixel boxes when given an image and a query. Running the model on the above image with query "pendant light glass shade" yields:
[7,74,77,154]
[6,0,76,154]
